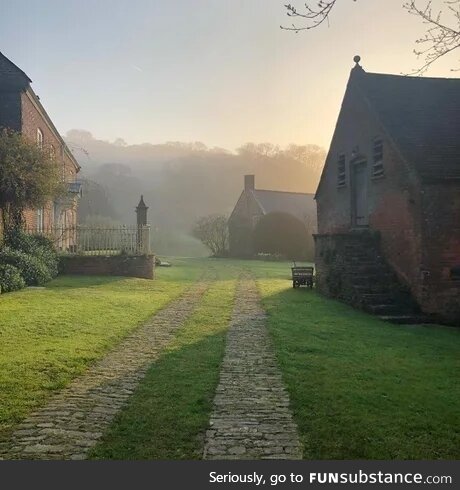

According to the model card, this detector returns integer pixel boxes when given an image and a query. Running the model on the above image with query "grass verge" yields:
[0,258,204,434]
[254,271,460,459]
[89,276,236,459]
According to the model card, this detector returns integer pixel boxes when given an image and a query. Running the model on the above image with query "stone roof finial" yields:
[353,55,361,66]
[136,195,148,210]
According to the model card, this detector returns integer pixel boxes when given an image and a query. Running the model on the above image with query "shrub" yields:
[0,247,52,286]
[253,212,314,261]
[4,231,58,279]
[0,264,26,293]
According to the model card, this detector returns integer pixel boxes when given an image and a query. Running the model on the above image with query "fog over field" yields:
[66,130,325,256]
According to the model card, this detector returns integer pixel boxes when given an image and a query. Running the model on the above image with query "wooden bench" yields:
[291,265,314,288]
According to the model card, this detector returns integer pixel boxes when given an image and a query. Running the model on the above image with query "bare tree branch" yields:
[404,1,460,74]
[192,214,229,257]
[281,1,460,74]
[280,1,341,31]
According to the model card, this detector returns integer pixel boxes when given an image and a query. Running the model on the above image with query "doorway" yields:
[351,159,369,227]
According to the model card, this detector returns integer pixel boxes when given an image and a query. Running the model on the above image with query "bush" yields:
[3,231,58,279]
[253,212,314,261]
[0,247,52,286]
[34,244,59,278]
[0,264,26,293]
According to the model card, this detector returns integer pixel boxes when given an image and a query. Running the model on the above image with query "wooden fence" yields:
[24,225,151,256]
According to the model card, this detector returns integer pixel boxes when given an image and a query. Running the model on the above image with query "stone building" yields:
[0,51,81,239]
[228,174,316,258]
[314,57,460,324]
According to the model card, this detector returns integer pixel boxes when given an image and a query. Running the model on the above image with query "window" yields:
[372,138,384,178]
[337,154,346,187]
[36,207,45,233]
[450,266,460,281]
[49,144,55,159]
[37,128,44,149]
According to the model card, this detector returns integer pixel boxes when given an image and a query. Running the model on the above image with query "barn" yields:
[314,57,460,324]
[228,175,316,259]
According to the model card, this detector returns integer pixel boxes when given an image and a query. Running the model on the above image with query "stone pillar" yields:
[244,174,255,191]
[135,196,150,254]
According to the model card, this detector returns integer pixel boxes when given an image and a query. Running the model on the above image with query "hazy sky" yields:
[0,0,457,150]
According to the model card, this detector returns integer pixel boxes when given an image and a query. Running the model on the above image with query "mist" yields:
[67,130,325,256]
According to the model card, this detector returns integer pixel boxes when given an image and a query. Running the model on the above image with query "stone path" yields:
[0,277,211,460]
[203,276,302,460]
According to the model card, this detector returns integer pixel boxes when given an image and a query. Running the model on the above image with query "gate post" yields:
[135,195,149,254]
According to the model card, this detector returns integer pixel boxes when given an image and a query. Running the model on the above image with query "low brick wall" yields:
[59,254,155,279]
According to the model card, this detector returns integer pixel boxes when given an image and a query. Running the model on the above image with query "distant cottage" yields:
[0,51,81,242]
[228,175,316,258]
[315,57,460,324]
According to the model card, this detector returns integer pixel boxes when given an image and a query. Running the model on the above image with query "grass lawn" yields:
[0,258,205,434]
[0,257,458,459]
[90,271,237,459]
[245,260,459,459]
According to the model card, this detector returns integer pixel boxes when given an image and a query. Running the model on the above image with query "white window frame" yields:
[37,207,45,233]
[372,137,384,178]
[37,128,44,149]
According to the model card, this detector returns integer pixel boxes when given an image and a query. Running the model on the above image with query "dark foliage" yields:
[0,230,59,291]
[0,264,26,293]
[253,212,314,261]
[4,231,59,278]
[0,247,52,286]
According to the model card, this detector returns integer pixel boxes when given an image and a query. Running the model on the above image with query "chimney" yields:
[244,174,255,191]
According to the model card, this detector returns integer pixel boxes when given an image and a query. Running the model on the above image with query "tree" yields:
[0,130,64,236]
[281,1,460,74]
[404,1,460,73]
[253,212,314,260]
[192,214,229,257]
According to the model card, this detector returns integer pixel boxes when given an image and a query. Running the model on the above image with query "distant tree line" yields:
[70,131,325,257]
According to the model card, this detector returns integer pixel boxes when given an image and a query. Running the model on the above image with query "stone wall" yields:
[314,231,381,300]
[59,255,155,280]
[314,231,423,323]
[420,183,460,323]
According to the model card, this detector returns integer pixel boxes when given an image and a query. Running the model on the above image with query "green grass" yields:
[90,273,237,459]
[0,258,205,434]
[246,261,460,459]
[1,257,458,459]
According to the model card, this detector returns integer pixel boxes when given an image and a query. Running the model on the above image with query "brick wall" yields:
[59,255,155,280]
[316,75,460,323]
[21,90,77,181]
[228,191,264,257]
[420,183,460,323]
[316,77,424,302]
[20,90,78,230]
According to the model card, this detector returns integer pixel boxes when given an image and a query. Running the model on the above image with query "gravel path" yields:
[0,277,211,460]
[203,276,302,460]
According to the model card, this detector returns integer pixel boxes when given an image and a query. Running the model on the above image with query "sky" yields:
[0,0,457,151]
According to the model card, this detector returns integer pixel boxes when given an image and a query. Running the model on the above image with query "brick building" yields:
[0,51,81,239]
[228,175,316,257]
[314,57,460,325]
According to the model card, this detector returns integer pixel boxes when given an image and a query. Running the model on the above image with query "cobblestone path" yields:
[0,277,211,460]
[203,276,302,460]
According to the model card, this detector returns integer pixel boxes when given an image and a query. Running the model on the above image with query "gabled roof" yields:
[0,52,80,172]
[0,51,31,88]
[252,189,315,223]
[354,67,460,181]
